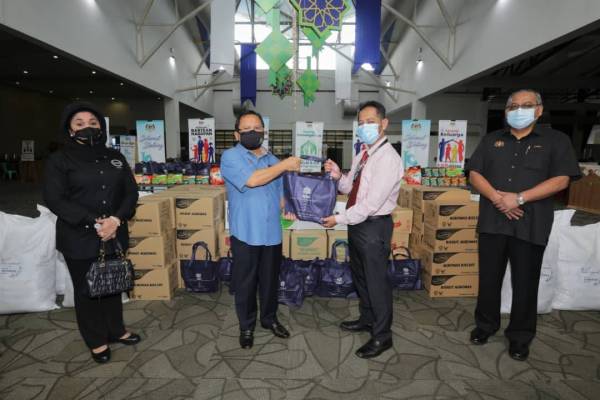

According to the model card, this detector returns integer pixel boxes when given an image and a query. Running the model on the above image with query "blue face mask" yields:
[506,108,536,130]
[357,123,380,145]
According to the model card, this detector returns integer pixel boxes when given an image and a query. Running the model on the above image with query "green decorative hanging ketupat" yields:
[302,27,331,56]
[296,57,319,107]
[289,0,352,39]
[255,0,280,13]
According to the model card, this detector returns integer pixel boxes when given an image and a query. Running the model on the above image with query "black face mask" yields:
[239,130,264,150]
[72,127,106,146]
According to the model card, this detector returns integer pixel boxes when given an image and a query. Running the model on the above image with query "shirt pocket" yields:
[522,149,549,178]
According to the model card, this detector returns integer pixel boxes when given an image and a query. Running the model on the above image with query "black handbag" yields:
[85,239,135,298]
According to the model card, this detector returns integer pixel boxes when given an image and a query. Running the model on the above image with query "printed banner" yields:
[294,121,324,172]
[119,136,137,168]
[188,118,216,163]
[401,120,431,170]
[136,120,165,162]
[21,140,34,161]
[351,120,368,159]
[437,120,467,168]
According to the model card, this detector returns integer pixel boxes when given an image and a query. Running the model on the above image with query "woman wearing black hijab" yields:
[44,102,140,363]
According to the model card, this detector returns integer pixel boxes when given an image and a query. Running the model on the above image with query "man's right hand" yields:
[282,156,302,172]
[324,159,342,180]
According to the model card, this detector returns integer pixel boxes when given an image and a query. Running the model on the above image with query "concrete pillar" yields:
[164,97,181,159]
[411,99,427,119]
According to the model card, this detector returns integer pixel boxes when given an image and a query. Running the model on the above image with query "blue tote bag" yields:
[316,240,356,298]
[388,247,422,290]
[181,241,219,293]
[278,258,305,307]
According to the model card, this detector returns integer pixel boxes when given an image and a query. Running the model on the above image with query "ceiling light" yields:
[52,55,59,59]
[75,97,80,100]
[169,55,176,66]
[92,70,97,74]
[416,47,423,64]
[361,63,375,71]
[385,81,391,87]
[23,70,29,74]
[120,82,124,86]
[89,90,94,94]
[218,65,225,71]
[15,81,20,85]
[111,97,115,101]
[157,97,161,100]
[49,90,54,94]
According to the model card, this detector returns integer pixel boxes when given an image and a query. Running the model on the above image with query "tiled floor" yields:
[1,289,599,400]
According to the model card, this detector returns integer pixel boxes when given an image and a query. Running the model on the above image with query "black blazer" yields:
[43,142,138,259]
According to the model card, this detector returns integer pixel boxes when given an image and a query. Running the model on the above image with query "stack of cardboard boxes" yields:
[416,187,479,298]
[128,185,226,299]
[127,196,178,301]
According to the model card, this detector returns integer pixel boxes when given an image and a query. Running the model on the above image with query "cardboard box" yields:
[175,192,223,229]
[424,200,479,229]
[412,209,424,231]
[146,193,177,229]
[422,271,478,298]
[412,187,471,211]
[391,207,413,233]
[176,229,218,260]
[398,185,419,208]
[390,231,410,252]
[129,197,172,236]
[282,229,291,258]
[290,230,328,260]
[327,230,349,261]
[131,261,178,300]
[423,225,478,253]
[421,248,479,275]
[128,230,176,268]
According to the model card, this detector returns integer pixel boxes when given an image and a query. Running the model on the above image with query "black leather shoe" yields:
[91,346,111,364]
[239,330,254,349]
[470,328,491,345]
[262,321,290,338]
[508,341,529,361]
[116,333,141,345]
[355,338,393,359]
[340,319,372,333]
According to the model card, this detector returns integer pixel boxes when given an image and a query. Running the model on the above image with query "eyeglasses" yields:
[505,103,541,112]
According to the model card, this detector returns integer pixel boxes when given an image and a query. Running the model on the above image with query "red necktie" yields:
[346,151,369,209]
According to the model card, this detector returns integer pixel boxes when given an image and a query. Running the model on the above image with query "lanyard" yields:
[352,138,388,182]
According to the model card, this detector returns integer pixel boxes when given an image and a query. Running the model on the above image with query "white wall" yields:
[0,0,213,113]
[383,0,600,112]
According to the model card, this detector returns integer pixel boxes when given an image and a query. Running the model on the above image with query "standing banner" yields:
[119,136,137,168]
[437,120,468,168]
[294,121,324,172]
[21,140,34,161]
[401,120,431,170]
[351,120,367,159]
[136,120,166,162]
[188,118,216,163]
[263,116,270,151]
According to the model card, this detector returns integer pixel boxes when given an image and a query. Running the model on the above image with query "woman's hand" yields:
[282,211,297,221]
[95,216,120,242]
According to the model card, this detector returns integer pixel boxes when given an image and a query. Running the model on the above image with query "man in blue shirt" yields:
[221,110,301,349]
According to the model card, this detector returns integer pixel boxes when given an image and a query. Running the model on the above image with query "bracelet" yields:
[109,216,121,227]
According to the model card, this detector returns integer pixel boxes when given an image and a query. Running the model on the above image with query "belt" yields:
[366,214,391,221]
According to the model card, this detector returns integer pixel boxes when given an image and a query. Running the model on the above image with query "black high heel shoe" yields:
[115,333,141,345]
[91,346,111,364]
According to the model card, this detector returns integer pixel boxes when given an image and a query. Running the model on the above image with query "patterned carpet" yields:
[1,289,599,400]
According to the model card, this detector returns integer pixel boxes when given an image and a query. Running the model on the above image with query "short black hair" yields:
[358,100,386,119]
[235,110,265,132]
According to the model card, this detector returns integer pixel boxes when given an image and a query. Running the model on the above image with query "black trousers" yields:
[348,216,394,342]
[230,236,282,331]
[475,233,546,345]
[65,257,126,349]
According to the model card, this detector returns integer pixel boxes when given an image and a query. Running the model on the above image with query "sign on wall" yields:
[294,121,324,172]
[188,118,216,163]
[136,120,166,162]
[401,119,431,171]
[437,120,468,168]
[21,140,34,161]
[119,136,137,168]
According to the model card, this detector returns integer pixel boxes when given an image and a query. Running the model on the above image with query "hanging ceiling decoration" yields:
[255,0,280,13]
[296,56,319,106]
[289,0,352,38]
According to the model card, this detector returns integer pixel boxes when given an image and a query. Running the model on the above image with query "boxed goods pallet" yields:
[424,200,479,229]
[423,225,478,253]
[422,271,478,298]
[290,230,328,260]
[129,197,172,236]
[128,230,176,268]
[391,207,413,233]
[421,248,479,275]
[131,261,178,300]
[412,187,470,211]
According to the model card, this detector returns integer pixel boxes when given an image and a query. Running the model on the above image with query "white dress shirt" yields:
[335,136,403,225]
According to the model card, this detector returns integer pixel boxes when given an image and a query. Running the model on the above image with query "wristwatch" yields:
[517,193,525,206]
